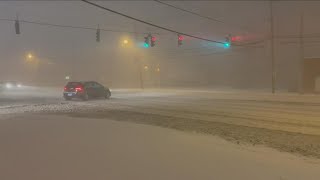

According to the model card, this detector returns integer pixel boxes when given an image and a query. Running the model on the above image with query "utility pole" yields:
[270,0,276,94]
[299,12,305,94]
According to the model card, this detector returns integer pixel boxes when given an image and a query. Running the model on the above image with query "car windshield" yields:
[1,1,320,180]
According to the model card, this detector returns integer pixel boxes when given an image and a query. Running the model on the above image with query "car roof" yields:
[67,81,97,84]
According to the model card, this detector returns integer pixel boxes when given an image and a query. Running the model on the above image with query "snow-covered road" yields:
[0,114,319,180]
[1,87,320,179]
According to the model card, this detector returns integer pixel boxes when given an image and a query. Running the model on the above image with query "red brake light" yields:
[75,86,84,92]
[64,86,67,91]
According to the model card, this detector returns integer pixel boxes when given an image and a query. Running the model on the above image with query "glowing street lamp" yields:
[144,65,149,71]
[121,39,131,48]
[27,53,33,60]
[25,53,36,64]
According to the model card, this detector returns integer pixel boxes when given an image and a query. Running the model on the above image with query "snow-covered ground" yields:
[0,114,319,180]
[1,87,320,179]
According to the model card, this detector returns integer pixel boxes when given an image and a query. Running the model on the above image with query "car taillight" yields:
[64,86,67,91]
[75,86,84,92]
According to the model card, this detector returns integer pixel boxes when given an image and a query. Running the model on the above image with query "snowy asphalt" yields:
[1,87,320,158]
[1,87,320,179]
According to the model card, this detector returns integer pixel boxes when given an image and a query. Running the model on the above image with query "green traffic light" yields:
[143,43,150,48]
[224,42,230,48]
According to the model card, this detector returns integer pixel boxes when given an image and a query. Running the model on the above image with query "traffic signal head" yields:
[96,28,100,42]
[151,36,156,47]
[231,36,242,42]
[144,36,149,48]
[15,20,20,35]
[143,42,149,48]
[224,35,231,48]
[178,34,183,46]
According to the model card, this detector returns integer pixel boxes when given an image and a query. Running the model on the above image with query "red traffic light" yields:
[231,36,241,42]
[151,36,156,41]
[178,35,184,41]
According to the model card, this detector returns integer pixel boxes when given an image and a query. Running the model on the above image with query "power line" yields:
[153,0,250,32]
[0,17,262,49]
[0,18,152,35]
[80,0,225,45]
[153,0,224,24]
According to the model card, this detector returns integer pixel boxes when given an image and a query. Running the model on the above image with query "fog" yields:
[1,1,320,91]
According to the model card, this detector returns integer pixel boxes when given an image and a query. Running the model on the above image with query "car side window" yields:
[84,82,93,88]
[93,82,103,88]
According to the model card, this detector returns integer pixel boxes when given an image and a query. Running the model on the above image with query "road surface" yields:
[0,87,320,179]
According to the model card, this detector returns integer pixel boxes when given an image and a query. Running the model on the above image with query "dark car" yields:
[63,81,111,101]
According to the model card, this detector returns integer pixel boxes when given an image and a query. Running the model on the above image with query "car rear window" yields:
[66,82,82,87]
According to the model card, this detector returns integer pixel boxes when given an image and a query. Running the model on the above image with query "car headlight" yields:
[17,84,22,88]
[6,83,12,88]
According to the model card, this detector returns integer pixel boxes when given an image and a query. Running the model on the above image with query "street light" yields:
[144,65,149,71]
[25,53,36,64]
[27,53,33,60]
[121,38,131,48]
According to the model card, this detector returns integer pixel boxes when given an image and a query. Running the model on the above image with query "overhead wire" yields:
[0,18,152,35]
[0,17,246,54]
[152,0,252,33]
[80,0,226,45]
[153,0,224,24]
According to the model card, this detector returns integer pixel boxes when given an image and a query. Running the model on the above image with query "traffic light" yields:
[15,19,20,35]
[178,34,183,46]
[96,27,100,42]
[224,35,231,48]
[151,36,156,47]
[144,36,149,48]
[224,42,230,48]
[231,36,242,42]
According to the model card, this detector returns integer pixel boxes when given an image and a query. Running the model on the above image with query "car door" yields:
[93,82,105,97]
[84,82,95,97]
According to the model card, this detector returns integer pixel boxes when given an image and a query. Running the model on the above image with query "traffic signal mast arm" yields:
[81,0,226,46]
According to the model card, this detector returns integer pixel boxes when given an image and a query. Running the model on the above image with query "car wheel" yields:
[105,91,111,99]
[82,93,89,101]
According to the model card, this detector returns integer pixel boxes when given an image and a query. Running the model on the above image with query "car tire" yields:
[105,91,111,99]
[82,93,89,101]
